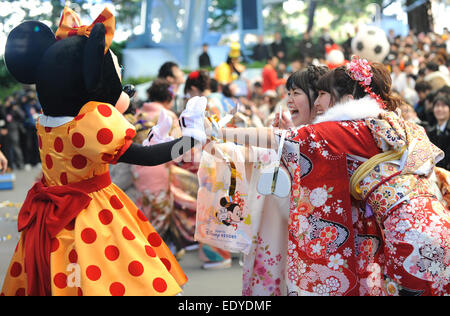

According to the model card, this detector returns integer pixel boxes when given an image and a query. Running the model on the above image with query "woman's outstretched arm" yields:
[208,122,278,149]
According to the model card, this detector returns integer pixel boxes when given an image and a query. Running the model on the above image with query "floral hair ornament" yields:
[346,55,386,109]
[188,71,200,80]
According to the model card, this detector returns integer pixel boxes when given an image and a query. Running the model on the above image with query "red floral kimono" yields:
[283,97,450,296]
[283,120,382,295]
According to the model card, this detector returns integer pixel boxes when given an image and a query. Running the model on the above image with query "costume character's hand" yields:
[179,96,207,145]
[143,109,174,146]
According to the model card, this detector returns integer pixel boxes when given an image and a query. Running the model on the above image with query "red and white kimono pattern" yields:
[283,104,450,296]
[282,120,384,296]
[361,112,450,296]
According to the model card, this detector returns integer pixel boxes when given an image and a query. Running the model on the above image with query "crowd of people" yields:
[197,27,450,170]
[0,88,41,171]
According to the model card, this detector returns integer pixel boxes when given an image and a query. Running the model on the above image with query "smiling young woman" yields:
[284,65,329,127]
[272,66,329,129]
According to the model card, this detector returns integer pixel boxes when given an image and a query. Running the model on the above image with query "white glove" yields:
[143,109,174,146]
[179,96,207,145]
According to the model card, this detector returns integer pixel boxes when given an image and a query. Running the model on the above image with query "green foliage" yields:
[284,36,303,62]
[208,0,238,32]
[114,0,142,30]
[244,61,266,69]
[208,0,388,36]
[123,76,155,86]
[0,0,141,35]
[262,2,286,36]
[110,41,127,66]
[322,0,384,28]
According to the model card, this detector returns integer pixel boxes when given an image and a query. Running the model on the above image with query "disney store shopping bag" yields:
[195,143,252,254]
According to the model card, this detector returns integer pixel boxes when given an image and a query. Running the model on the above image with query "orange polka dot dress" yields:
[1,102,188,296]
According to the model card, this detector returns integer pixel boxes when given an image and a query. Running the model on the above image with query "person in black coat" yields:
[3,96,25,169]
[252,35,269,62]
[270,32,287,63]
[427,95,450,170]
[19,91,41,167]
[317,27,334,59]
[298,31,315,63]
[199,43,212,69]
[414,80,432,122]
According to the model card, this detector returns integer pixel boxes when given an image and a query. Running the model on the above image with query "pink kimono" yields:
[132,102,197,251]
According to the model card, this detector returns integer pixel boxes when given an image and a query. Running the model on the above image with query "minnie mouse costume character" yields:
[1,7,207,296]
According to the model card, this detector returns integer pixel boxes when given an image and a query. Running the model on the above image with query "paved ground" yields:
[0,166,242,296]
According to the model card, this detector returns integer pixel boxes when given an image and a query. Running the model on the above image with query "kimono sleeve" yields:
[295,121,381,159]
[69,103,136,164]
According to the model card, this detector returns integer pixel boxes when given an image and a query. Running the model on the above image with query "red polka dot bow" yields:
[55,6,115,55]
[224,191,244,209]
[233,192,244,209]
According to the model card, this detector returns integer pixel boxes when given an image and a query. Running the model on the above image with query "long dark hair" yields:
[286,65,329,109]
[317,62,403,111]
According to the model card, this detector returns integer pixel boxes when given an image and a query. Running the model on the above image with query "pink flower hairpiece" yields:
[347,56,373,85]
[346,56,386,109]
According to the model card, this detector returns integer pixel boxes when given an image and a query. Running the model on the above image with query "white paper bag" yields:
[195,142,252,254]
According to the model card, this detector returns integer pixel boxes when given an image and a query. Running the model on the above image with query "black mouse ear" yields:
[83,23,106,92]
[4,21,56,84]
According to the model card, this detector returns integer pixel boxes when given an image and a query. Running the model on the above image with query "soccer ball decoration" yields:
[351,25,390,63]
[325,44,347,69]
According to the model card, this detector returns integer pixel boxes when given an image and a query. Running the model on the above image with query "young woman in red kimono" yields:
[211,57,450,296]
